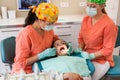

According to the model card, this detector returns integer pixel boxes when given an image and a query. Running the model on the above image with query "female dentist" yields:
[11,2,82,80]
[76,0,118,80]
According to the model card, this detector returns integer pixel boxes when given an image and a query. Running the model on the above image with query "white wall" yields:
[106,0,120,25]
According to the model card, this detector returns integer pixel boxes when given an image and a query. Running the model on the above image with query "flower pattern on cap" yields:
[35,2,59,23]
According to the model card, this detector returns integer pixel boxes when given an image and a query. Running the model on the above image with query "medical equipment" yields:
[34,63,39,80]
[0,72,49,80]
[0,70,63,80]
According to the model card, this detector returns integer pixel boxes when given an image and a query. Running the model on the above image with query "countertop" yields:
[0,15,84,27]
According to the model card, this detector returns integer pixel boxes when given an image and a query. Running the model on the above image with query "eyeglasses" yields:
[41,20,54,26]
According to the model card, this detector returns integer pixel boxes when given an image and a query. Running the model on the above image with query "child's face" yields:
[54,40,68,56]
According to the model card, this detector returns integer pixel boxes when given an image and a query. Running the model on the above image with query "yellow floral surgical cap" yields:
[35,2,59,23]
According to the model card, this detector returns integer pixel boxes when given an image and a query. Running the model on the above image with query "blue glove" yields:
[67,42,72,55]
[38,48,56,60]
[73,48,82,53]
[81,51,95,60]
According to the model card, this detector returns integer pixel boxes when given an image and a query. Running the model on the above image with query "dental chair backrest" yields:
[115,26,120,48]
[115,25,120,55]
[0,36,16,70]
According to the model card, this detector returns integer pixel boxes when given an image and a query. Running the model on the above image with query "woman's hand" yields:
[73,48,82,53]
[67,42,72,55]
[81,51,95,59]
[63,73,83,80]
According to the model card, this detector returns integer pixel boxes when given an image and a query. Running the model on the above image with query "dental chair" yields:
[102,26,120,80]
[0,36,16,70]
[0,37,52,80]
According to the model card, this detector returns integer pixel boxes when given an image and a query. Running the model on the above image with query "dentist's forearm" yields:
[26,55,39,66]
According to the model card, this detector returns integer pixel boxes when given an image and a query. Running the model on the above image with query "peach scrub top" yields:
[78,15,118,67]
[12,25,58,74]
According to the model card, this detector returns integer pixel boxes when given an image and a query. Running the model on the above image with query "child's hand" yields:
[63,73,83,80]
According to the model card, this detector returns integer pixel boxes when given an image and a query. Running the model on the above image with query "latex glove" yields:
[67,42,72,55]
[38,48,56,60]
[73,48,82,53]
[81,51,95,60]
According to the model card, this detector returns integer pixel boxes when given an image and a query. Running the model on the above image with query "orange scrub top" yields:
[12,25,58,74]
[78,15,118,67]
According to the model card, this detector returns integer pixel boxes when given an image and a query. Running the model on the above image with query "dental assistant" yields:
[77,0,118,80]
[11,2,81,80]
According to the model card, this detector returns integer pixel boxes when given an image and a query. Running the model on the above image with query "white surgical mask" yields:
[86,6,97,17]
[41,25,54,31]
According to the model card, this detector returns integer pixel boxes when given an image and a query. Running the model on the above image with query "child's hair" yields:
[53,39,67,47]
[23,9,38,27]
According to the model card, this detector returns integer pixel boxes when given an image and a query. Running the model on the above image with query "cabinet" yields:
[0,27,23,74]
[53,22,81,49]
[0,27,23,40]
